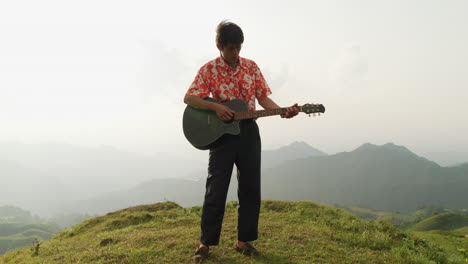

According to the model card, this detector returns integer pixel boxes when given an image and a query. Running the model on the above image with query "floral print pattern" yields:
[186,57,272,111]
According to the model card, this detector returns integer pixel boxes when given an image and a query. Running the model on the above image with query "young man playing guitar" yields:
[184,20,299,262]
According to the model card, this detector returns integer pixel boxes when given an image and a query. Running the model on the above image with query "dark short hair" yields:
[216,20,244,48]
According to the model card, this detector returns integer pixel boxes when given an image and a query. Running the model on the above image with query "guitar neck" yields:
[234,107,301,120]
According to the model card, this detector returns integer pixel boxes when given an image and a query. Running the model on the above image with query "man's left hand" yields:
[281,103,300,119]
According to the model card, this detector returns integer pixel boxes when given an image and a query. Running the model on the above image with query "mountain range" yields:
[261,143,468,212]
[55,142,468,215]
[1,141,467,216]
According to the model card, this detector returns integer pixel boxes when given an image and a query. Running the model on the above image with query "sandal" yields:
[234,242,260,256]
[193,245,209,263]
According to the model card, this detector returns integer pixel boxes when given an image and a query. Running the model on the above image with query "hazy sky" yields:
[1,0,467,157]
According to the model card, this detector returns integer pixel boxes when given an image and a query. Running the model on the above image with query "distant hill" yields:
[455,226,468,233]
[0,206,40,223]
[422,151,468,166]
[262,141,326,168]
[0,222,60,255]
[61,178,206,215]
[0,207,61,256]
[0,201,447,263]
[344,205,466,229]
[0,206,94,256]
[0,142,205,187]
[0,159,68,216]
[410,213,468,232]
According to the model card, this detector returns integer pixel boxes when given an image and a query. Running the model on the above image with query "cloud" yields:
[135,40,194,105]
[262,63,290,91]
[329,43,368,85]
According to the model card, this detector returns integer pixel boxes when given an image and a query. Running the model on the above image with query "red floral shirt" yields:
[186,56,272,111]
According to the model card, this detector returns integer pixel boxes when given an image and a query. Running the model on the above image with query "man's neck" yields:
[221,55,239,69]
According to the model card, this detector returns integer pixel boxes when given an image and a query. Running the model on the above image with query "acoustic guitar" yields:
[183,97,325,150]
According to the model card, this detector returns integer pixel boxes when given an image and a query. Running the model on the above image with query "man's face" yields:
[218,43,242,64]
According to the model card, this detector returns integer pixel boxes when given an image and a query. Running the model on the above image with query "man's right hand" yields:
[184,95,235,121]
[215,104,235,121]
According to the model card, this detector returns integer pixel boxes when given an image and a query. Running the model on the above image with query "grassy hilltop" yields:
[0,200,447,264]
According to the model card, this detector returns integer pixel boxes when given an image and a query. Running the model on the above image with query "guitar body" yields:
[183,97,249,150]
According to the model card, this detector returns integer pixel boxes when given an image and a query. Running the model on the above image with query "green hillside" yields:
[408,212,468,263]
[411,213,468,232]
[0,223,59,255]
[0,201,447,264]
[344,207,468,263]
[344,206,414,226]
[455,226,468,234]
[414,231,468,264]
[344,206,459,229]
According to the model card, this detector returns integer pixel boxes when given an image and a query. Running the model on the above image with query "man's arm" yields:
[257,96,299,118]
[184,95,218,111]
[257,96,281,109]
[184,94,235,121]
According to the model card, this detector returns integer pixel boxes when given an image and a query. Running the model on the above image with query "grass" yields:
[0,200,448,264]
[415,231,468,264]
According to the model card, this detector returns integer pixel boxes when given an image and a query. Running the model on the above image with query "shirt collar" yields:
[216,56,247,70]
[238,57,248,69]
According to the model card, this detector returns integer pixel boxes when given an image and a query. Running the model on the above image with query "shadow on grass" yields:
[255,253,299,264]
[204,252,298,264]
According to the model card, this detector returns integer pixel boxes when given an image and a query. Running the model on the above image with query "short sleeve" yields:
[186,67,210,98]
[252,62,272,98]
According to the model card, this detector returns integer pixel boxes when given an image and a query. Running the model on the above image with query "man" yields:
[184,20,299,262]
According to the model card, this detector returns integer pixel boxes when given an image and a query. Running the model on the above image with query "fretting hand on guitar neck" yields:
[214,102,299,120]
[280,103,299,119]
[183,97,325,150]
[257,96,299,119]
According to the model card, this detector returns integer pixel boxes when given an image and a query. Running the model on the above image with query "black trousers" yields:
[200,119,261,246]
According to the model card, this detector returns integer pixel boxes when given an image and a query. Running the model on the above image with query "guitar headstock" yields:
[301,103,326,117]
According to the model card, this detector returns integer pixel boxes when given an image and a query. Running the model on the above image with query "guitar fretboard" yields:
[234,107,300,120]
